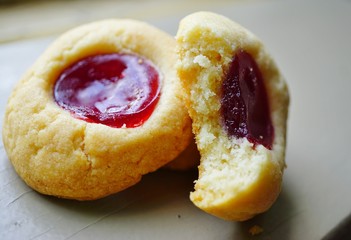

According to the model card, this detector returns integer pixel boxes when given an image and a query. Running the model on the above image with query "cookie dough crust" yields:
[3,19,192,200]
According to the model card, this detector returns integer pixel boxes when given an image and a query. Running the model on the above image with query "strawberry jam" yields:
[54,53,160,128]
[221,50,273,149]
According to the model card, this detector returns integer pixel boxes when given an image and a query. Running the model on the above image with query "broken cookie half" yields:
[176,12,289,221]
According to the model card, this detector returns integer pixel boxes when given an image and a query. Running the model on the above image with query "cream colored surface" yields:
[0,0,255,43]
[2,19,192,200]
[176,12,289,220]
[1,0,351,239]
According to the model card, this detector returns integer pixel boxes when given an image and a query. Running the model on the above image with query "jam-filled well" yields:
[54,53,160,128]
[221,50,274,149]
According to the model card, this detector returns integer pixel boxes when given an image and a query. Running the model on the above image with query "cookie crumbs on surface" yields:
[249,225,263,236]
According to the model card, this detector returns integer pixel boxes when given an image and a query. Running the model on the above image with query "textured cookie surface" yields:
[2,19,192,200]
[176,12,289,220]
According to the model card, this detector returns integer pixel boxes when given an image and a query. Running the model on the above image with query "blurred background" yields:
[0,0,254,43]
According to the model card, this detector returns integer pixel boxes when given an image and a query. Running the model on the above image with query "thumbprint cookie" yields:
[176,12,289,221]
[3,19,192,200]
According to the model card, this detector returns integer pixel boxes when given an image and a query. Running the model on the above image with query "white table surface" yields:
[1,0,351,239]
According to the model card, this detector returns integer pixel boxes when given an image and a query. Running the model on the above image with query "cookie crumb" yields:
[249,225,263,236]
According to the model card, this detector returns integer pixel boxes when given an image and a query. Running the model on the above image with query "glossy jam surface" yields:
[54,53,160,128]
[221,50,274,149]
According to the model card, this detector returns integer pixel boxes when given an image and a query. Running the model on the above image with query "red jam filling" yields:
[54,53,160,128]
[221,50,274,149]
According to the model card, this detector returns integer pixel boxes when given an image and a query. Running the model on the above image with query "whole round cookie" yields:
[2,19,193,200]
[176,12,289,220]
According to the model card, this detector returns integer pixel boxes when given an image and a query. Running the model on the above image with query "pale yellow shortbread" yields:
[3,19,193,200]
[176,12,289,221]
